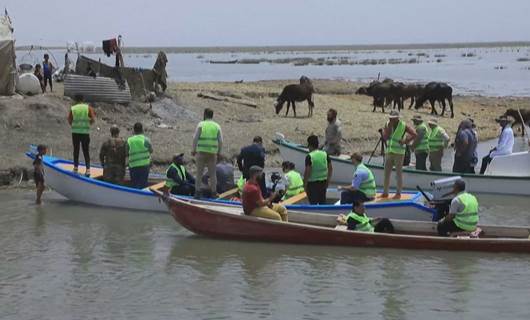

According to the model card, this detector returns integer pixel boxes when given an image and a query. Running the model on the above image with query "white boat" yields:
[27,153,438,221]
[273,136,530,196]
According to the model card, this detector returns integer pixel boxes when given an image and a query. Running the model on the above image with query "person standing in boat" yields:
[381,111,417,199]
[437,179,479,236]
[452,119,477,174]
[427,119,449,171]
[68,95,96,177]
[126,122,153,189]
[165,153,195,196]
[336,198,394,233]
[338,153,376,204]
[242,166,288,221]
[410,115,430,171]
[479,115,514,174]
[304,135,333,205]
[323,108,342,156]
[281,161,304,200]
[237,136,266,197]
[99,125,126,184]
[192,108,223,198]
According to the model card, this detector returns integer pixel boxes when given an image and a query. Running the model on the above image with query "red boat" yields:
[161,192,530,253]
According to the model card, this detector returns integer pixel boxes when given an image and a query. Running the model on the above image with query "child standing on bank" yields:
[33,144,47,204]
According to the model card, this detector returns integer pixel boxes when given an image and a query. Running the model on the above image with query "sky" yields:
[3,0,530,47]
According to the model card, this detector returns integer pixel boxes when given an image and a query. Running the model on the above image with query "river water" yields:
[1,188,530,320]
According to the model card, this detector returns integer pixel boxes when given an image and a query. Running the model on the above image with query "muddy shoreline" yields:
[1,79,529,187]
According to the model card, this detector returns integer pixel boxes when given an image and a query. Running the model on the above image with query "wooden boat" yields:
[162,193,530,254]
[27,153,438,220]
[273,136,530,196]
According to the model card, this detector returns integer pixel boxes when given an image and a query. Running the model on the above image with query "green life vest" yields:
[237,176,246,193]
[165,163,187,189]
[284,170,304,199]
[415,122,430,152]
[346,211,374,232]
[356,163,376,198]
[197,120,220,154]
[386,120,406,155]
[428,125,445,151]
[127,134,151,168]
[453,192,479,231]
[71,103,91,134]
[308,150,328,182]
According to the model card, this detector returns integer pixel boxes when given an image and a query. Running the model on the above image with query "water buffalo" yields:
[504,108,530,135]
[415,82,454,118]
[356,80,403,113]
[401,83,424,109]
[274,76,315,117]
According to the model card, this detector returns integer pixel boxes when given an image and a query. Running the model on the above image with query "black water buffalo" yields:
[504,108,530,135]
[274,76,315,117]
[401,83,424,109]
[356,80,403,112]
[415,82,454,118]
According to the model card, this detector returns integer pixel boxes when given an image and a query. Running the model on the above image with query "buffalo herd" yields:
[274,76,455,118]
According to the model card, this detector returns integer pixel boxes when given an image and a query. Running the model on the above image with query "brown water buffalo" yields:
[415,82,454,118]
[504,108,530,135]
[274,76,315,117]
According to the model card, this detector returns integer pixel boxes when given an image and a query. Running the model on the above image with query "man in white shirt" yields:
[479,115,514,174]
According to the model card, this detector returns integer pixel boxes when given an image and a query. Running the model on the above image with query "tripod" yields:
[367,130,387,164]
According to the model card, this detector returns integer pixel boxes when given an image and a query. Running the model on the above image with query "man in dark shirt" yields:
[165,153,196,196]
[237,136,267,196]
[99,125,126,184]
[453,119,478,174]
[303,135,333,204]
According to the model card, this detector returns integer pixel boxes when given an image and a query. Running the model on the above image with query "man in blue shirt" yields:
[339,153,377,204]
[237,136,267,197]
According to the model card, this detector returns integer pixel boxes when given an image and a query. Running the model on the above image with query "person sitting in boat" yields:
[242,165,288,222]
[437,179,479,236]
[99,125,126,184]
[479,115,514,174]
[337,198,394,233]
[165,153,195,196]
[338,153,376,204]
[281,161,304,200]
[304,135,332,205]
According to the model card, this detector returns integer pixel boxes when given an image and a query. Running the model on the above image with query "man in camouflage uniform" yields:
[99,125,126,184]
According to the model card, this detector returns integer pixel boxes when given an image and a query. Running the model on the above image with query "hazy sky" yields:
[4,0,530,46]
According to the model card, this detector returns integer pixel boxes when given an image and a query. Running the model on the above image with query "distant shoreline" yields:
[15,41,530,53]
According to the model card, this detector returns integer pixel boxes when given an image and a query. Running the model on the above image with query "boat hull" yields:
[167,197,530,253]
[274,139,530,196]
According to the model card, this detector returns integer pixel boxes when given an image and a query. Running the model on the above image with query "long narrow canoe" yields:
[162,192,530,254]
[273,137,530,196]
[27,153,437,220]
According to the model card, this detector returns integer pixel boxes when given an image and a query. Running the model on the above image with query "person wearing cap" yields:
[192,108,223,198]
[99,125,126,184]
[304,135,333,204]
[242,165,288,221]
[336,200,394,233]
[427,119,449,171]
[452,119,478,174]
[381,111,417,199]
[165,153,196,196]
[127,122,153,189]
[281,161,304,200]
[338,153,376,204]
[237,136,267,197]
[323,108,342,156]
[410,115,431,170]
[479,115,514,174]
[437,179,479,236]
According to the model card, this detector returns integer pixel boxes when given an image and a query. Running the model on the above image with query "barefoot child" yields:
[33,144,47,204]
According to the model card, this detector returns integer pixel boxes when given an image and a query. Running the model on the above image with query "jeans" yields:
[171,183,195,196]
[129,165,150,189]
[415,152,428,170]
[340,190,372,204]
[306,180,327,205]
[452,155,473,174]
[437,218,465,236]
[72,133,90,169]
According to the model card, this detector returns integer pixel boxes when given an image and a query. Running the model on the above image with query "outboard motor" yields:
[427,176,463,221]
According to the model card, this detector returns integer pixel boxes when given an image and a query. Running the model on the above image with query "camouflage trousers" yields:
[103,165,125,184]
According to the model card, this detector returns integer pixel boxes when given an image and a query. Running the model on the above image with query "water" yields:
[1,190,530,320]
[16,45,530,96]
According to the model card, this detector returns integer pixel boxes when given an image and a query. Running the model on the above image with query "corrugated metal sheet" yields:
[64,74,131,103]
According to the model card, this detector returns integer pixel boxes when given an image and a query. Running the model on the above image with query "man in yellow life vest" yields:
[410,115,430,171]
[337,199,394,233]
[381,111,417,199]
[67,95,96,176]
[192,108,223,198]
[338,153,376,204]
[437,179,479,236]
[126,122,153,189]
[165,153,195,196]
[427,118,449,171]
[281,161,304,200]
[303,135,333,204]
